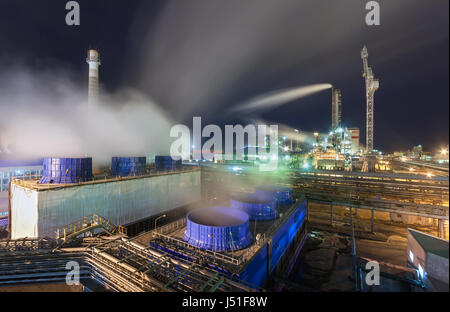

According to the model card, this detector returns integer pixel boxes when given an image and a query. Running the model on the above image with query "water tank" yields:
[155,156,181,171]
[112,157,146,177]
[230,193,278,221]
[39,158,93,184]
[184,206,253,252]
[255,186,293,205]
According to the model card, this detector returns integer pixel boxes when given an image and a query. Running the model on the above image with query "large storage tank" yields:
[184,206,253,252]
[155,156,181,171]
[230,193,278,221]
[112,157,146,177]
[39,158,93,184]
[255,186,293,205]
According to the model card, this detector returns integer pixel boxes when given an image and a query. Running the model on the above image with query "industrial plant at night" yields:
[0,0,448,300]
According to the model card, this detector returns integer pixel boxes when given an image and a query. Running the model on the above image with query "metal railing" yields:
[56,214,127,241]
[153,232,241,266]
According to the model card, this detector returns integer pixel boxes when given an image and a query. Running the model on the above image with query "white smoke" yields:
[229,84,332,114]
[0,66,173,167]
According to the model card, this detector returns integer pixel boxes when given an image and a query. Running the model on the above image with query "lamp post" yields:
[154,214,167,233]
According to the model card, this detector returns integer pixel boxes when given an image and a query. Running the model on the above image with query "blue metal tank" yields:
[112,157,146,177]
[230,193,278,221]
[39,158,93,184]
[184,206,253,252]
[255,186,293,205]
[155,156,181,171]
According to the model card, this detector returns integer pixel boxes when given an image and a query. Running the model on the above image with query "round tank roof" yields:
[184,206,252,252]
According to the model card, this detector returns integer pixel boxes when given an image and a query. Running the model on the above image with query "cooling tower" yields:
[155,156,181,171]
[184,206,253,252]
[39,157,93,184]
[230,193,278,221]
[112,157,146,177]
[255,186,293,205]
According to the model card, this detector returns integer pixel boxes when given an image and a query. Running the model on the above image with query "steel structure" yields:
[0,235,258,292]
[331,88,342,130]
[361,45,379,153]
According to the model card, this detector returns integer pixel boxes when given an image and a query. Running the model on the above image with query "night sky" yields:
[0,0,448,153]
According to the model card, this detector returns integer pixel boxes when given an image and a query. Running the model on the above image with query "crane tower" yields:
[361,46,379,153]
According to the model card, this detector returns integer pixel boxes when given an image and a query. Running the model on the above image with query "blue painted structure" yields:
[112,157,146,177]
[255,186,293,205]
[230,193,278,221]
[39,158,93,184]
[155,156,181,171]
[237,200,307,287]
[184,206,253,252]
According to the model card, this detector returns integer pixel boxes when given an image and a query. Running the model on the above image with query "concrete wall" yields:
[427,252,449,284]
[238,200,307,287]
[406,231,427,270]
[11,171,201,239]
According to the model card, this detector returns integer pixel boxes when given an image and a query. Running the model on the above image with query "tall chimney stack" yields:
[86,49,101,107]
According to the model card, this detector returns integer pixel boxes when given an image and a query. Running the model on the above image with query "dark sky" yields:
[0,0,448,152]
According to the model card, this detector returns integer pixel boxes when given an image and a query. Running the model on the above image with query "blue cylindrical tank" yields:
[230,193,278,221]
[184,206,253,252]
[39,158,93,184]
[255,186,293,205]
[155,156,181,171]
[112,157,146,177]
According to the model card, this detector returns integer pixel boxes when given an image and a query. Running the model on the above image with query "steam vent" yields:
[255,186,293,205]
[183,206,253,252]
[230,193,278,221]
[39,157,93,184]
[112,157,146,177]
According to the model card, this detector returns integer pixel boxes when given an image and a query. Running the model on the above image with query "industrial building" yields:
[9,166,200,239]
[346,127,360,154]
[407,228,449,291]
[331,88,342,130]
[1,45,448,293]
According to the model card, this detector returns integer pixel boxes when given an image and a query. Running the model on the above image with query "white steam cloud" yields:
[229,83,332,114]
[0,67,173,167]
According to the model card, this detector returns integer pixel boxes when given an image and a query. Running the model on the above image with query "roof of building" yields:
[408,228,449,259]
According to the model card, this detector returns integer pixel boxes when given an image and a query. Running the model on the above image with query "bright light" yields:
[232,166,243,172]
[418,264,425,279]
[314,132,319,137]
[409,167,415,172]
[329,131,334,136]
[284,155,290,160]
[192,145,195,149]
[441,148,448,155]
[282,136,286,140]
[336,127,343,133]
[409,251,414,263]
[426,172,433,178]
[303,163,309,169]
[294,129,299,133]
[283,146,289,152]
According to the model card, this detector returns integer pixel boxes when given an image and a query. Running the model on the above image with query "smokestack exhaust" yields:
[86,49,101,106]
